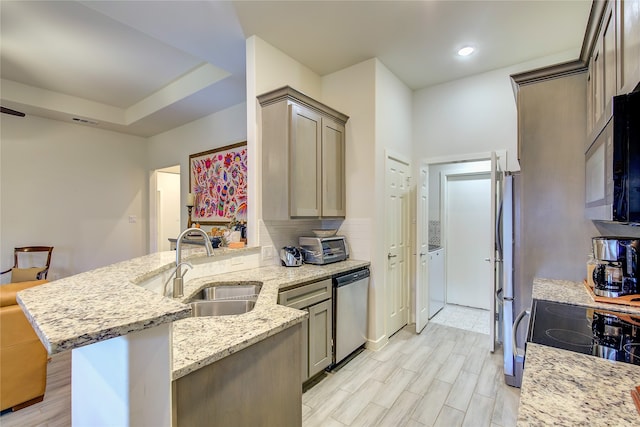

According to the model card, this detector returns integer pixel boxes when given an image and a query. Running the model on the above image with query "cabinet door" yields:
[587,64,594,138]
[592,38,604,126]
[321,117,346,217]
[602,5,617,118]
[617,0,640,95]
[590,4,616,135]
[301,317,309,382]
[308,299,332,378]
[290,104,322,217]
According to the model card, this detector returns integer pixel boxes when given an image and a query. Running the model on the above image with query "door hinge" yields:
[495,313,500,321]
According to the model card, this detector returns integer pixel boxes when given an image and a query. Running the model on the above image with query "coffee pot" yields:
[592,237,639,297]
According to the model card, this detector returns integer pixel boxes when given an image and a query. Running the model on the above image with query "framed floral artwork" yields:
[189,142,247,225]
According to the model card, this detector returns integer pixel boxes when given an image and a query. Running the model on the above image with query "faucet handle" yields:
[176,261,194,271]
[162,261,194,297]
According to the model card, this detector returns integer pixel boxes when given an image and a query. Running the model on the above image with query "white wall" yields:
[0,103,247,282]
[412,50,577,173]
[413,67,519,171]
[373,61,414,344]
[1,114,148,282]
[322,59,377,258]
[147,102,247,234]
[246,36,324,250]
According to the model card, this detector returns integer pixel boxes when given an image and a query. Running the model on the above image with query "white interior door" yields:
[445,174,491,310]
[415,165,429,333]
[385,154,410,337]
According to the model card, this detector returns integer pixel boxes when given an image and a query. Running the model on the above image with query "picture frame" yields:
[189,142,247,225]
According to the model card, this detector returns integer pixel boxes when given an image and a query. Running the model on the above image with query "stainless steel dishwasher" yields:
[333,268,370,365]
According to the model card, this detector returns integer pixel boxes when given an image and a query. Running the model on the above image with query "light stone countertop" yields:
[518,343,640,426]
[532,277,640,315]
[517,278,640,426]
[171,260,370,380]
[16,246,369,381]
[16,246,259,354]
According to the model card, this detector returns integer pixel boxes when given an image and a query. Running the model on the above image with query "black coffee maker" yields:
[591,310,640,365]
[592,237,639,297]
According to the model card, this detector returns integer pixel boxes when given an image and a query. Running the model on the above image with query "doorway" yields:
[150,166,181,253]
[419,154,501,338]
[444,173,491,310]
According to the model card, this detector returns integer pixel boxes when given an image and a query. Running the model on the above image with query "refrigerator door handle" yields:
[512,309,530,361]
[496,287,504,306]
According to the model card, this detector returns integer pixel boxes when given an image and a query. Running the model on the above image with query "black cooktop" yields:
[529,299,640,365]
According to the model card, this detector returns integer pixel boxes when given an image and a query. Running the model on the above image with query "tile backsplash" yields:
[258,218,371,264]
[429,220,441,246]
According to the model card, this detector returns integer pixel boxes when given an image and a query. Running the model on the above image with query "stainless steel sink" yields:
[190,300,256,317]
[187,282,261,316]
[192,282,262,301]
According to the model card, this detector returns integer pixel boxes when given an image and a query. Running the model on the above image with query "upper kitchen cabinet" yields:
[259,86,348,220]
[616,0,640,96]
[587,3,616,139]
[587,0,640,143]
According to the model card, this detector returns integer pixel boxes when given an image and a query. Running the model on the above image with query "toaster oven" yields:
[299,236,349,265]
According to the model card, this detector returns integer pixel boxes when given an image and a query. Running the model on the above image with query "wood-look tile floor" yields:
[0,323,519,427]
[303,322,520,427]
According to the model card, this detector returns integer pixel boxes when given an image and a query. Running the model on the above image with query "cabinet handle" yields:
[388,253,397,259]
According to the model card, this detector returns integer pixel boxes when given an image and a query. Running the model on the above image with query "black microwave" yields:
[585,91,640,224]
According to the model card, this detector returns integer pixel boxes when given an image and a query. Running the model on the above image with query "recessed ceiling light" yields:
[457,46,475,57]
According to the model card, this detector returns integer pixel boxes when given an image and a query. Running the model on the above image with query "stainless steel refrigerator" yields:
[498,171,526,388]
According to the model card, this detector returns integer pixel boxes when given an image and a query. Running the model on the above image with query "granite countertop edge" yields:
[517,277,640,426]
[518,343,640,426]
[15,246,259,354]
[532,277,640,315]
[15,248,369,380]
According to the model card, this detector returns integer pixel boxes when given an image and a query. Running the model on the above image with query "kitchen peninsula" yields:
[517,278,640,426]
[16,245,369,426]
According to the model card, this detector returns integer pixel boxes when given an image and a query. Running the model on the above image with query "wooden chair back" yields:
[1,246,54,281]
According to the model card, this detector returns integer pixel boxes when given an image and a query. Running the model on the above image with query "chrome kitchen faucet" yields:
[172,227,215,297]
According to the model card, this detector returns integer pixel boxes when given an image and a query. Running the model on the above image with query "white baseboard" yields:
[365,334,388,352]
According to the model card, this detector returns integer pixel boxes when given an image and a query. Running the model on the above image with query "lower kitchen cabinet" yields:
[279,278,333,383]
[308,299,332,378]
[172,324,302,427]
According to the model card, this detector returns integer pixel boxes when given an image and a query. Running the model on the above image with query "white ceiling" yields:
[0,0,592,137]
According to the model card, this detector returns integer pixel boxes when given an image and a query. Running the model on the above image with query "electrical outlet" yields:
[128,215,137,223]
[262,245,274,260]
